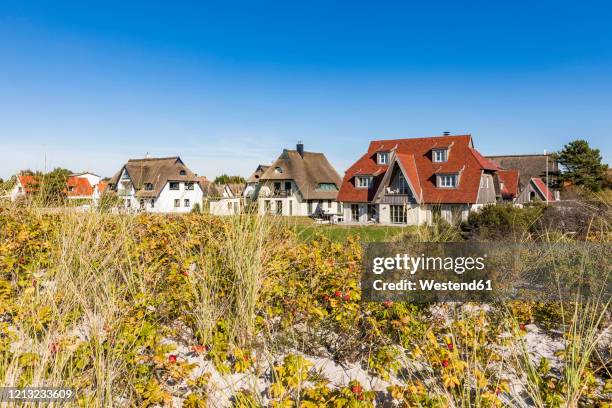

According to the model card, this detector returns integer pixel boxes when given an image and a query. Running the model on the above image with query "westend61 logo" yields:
[361,242,611,303]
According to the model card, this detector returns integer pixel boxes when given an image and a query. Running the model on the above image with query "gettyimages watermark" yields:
[361,242,611,302]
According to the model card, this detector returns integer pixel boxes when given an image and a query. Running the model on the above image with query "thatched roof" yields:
[486,154,558,187]
[247,165,270,183]
[109,157,200,198]
[260,149,341,200]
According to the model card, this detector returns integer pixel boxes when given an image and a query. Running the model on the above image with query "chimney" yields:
[297,141,304,158]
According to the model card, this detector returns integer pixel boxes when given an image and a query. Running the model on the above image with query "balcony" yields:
[271,190,293,197]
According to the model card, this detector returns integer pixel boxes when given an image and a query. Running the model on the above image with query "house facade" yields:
[255,143,342,216]
[207,183,244,216]
[66,172,101,200]
[8,175,39,201]
[337,135,501,225]
[108,157,203,213]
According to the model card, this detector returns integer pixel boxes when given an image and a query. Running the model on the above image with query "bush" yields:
[462,203,544,241]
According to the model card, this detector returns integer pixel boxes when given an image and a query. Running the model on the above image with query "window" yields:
[356,176,372,189]
[264,200,271,213]
[144,183,154,191]
[276,200,282,215]
[68,186,74,192]
[185,182,194,190]
[274,182,281,192]
[432,149,448,163]
[390,205,407,224]
[184,199,190,207]
[398,174,410,194]
[437,174,457,188]
[150,199,155,208]
[174,199,180,207]
[227,201,233,212]
[377,152,389,165]
[284,181,292,192]
[274,167,283,174]
[169,182,179,190]
[317,183,338,191]
[179,170,186,176]
[480,177,489,188]
[351,204,359,222]
[139,199,144,209]
[289,200,293,216]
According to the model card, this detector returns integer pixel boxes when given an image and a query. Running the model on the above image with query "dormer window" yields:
[432,149,448,163]
[356,176,372,189]
[377,152,389,165]
[179,170,186,176]
[274,167,283,174]
[437,174,457,188]
[144,183,154,191]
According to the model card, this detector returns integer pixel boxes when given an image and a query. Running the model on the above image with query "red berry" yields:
[441,359,449,367]
[519,323,526,331]
[168,354,177,363]
[351,384,363,395]
[447,343,454,351]
[181,270,189,276]
[357,394,365,401]
[343,294,350,301]
[334,291,342,298]
[323,295,330,301]
[495,387,501,395]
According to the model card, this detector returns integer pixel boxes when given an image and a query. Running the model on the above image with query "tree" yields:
[555,140,608,192]
[39,167,72,205]
[214,174,246,184]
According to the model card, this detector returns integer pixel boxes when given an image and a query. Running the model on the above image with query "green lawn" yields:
[282,217,414,243]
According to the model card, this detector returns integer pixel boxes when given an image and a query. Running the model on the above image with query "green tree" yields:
[555,140,608,191]
[39,167,72,205]
[214,174,246,184]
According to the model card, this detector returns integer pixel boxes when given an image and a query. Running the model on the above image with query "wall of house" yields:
[148,182,203,213]
[210,198,241,216]
[476,172,497,204]
[515,181,544,205]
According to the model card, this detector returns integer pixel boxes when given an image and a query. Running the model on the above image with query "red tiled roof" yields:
[66,176,94,197]
[469,148,499,171]
[97,181,108,194]
[17,175,39,193]
[338,134,494,204]
[531,177,555,201]
[497,169,519,199]
[395,153,422,200]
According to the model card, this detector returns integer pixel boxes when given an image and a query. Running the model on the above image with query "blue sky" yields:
[1,1,611,179]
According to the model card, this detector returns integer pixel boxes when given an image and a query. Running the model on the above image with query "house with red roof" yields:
[337,134,502,225]
[8,174,40,201]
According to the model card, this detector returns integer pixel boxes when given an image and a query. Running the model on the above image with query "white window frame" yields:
[377,152,389,165]
[480,176,489,188]
[185,182,194,191]
[432,149,448,163]
[390,205,407,224]
[174,199,180,207]
[356,176,372,189]
[398,174,410,194]
[169,182,180,190]
[437,174,457,188]
[184,199,190,207]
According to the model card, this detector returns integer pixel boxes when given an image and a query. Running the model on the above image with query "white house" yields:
[244,164,269,199]
[108,157,203,213]
[7,175,38,201]
[207,183,244,216]
[255,143,342,217]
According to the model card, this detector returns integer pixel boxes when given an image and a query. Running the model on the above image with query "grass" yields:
[281,216,414,243]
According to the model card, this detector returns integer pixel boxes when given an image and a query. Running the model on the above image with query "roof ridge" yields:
[370,134,471,144]
[128,156,180,162]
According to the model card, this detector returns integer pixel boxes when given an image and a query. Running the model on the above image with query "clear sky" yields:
[1,1,611,180]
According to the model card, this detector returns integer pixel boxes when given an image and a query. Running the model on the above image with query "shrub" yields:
[462,203,544,240]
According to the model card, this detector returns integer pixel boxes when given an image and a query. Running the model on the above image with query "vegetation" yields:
[0,200,609,406]
[214,174,247,185]
[555,140,609,192]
